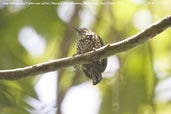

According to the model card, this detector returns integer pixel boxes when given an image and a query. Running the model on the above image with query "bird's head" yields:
[73,26,94,39]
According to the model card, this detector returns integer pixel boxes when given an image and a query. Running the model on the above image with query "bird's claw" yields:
[93,47,96,52]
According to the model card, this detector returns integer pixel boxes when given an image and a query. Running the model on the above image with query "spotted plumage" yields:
[74,27,107,85]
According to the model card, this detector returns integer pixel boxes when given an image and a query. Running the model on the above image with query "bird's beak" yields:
[73,26,80,33]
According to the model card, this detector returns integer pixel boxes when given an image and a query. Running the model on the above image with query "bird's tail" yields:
[92,73,102,85]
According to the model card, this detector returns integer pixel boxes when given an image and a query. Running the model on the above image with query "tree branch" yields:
[0,15,171,80]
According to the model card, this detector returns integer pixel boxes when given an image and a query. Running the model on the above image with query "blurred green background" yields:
[0,0,171,114]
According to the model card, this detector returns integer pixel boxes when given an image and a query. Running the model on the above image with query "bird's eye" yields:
[87,35,91,38]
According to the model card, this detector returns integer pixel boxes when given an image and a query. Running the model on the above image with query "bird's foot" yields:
[93,47,96,52]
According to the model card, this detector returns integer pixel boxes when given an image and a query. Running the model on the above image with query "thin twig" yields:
[0,15,171,80]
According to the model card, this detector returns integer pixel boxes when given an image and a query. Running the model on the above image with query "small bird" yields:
[74,26,107,85]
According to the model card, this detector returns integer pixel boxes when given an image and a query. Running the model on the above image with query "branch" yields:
[0,15,171,80]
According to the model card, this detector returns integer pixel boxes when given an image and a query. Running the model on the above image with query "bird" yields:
[73,26,107,85]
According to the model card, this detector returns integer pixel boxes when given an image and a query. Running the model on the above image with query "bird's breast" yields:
[77,37,102,54]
